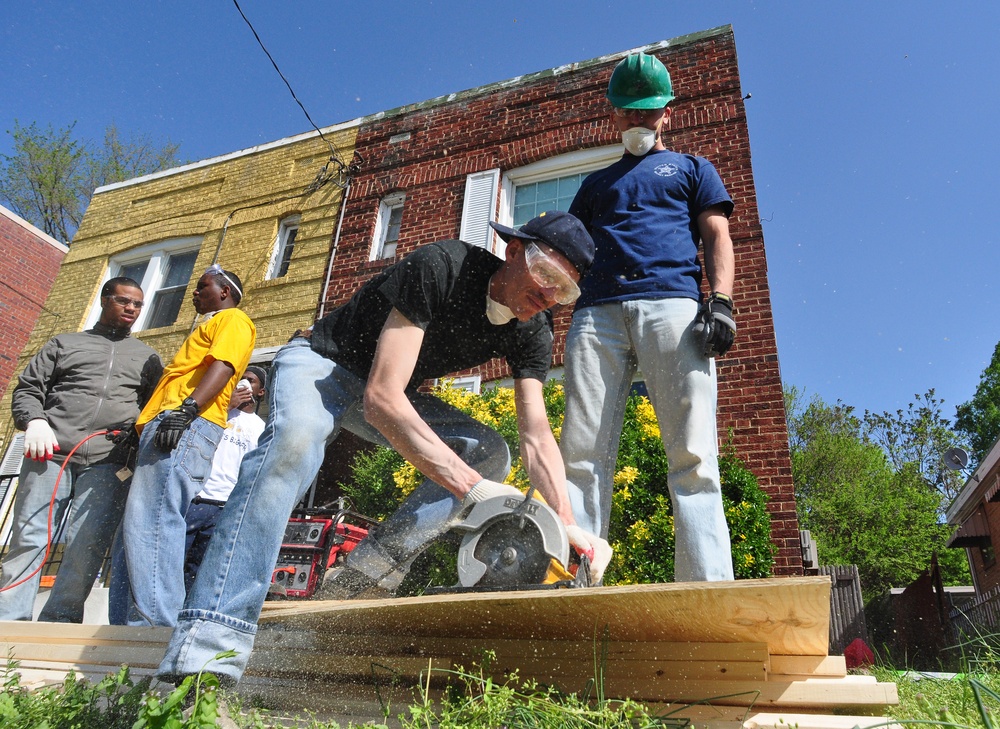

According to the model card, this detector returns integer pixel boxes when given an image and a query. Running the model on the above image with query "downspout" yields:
[317,176,352,320]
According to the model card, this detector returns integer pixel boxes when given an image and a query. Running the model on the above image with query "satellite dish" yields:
[944,448,969,471]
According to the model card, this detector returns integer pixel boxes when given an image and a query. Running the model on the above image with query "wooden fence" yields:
[950,582,1000,636]
[820,564,868,654]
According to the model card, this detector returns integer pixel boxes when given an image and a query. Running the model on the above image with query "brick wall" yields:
[0,207,67,401]
[0,127,359,455]
[323,27,803,574]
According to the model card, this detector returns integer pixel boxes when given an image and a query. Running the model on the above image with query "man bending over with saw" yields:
[157,210,611,685]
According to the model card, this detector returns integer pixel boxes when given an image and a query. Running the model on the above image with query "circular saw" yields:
[454,493,571,588]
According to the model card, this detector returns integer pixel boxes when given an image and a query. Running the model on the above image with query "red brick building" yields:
[0,205,67,401]
[325,26,802,574]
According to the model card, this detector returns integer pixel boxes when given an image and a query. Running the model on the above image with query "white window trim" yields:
[496,146,621,258]
[434,374,482,394]
[459,169,500,253]
[370,192,405,261]
[267,215,302,279]
[85,237,202,332]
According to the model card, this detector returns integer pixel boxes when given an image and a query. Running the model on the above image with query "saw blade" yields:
[469,515,553,587]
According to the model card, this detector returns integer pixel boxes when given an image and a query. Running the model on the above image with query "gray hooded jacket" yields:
[11,323,163,466]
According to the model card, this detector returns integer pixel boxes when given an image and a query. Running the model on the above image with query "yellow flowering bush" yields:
[341,380,774,586]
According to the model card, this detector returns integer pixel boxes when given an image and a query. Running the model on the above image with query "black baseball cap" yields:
[489,210,595,275]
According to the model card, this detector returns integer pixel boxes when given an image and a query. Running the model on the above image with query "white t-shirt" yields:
[195,408,265,503]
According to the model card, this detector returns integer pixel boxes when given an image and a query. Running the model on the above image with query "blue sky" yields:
[4,1,999,424]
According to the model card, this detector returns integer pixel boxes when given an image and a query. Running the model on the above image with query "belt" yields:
[192,496,226,507]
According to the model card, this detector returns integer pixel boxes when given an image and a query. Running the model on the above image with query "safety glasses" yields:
[104,294,144,308]
[205,263,243,299]
[524,243,581,305]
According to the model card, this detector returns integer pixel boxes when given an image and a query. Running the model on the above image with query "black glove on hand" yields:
[106,422,137,445]
[699,292,736,358]
[153,397,200,452]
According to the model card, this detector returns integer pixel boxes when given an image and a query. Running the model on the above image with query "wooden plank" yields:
[247,648,766,684]
[259,577,832,657]
[0,641,165,669]
[662,706,901,729]
[769,654,847,679]
[254,626,770,664]
[0,620,171,644]
[8,658,158,678]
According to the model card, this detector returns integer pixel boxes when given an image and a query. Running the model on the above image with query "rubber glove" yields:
[463,479,524,506]
[565,524,613,585]
[24,419,59,461]
[697,292,736,358]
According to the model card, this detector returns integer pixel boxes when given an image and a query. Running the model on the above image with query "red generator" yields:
[269,511,373,599]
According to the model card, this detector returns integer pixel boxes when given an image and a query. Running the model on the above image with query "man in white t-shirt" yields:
[182,366,266,593]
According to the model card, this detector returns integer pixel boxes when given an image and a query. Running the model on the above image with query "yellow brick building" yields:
[0,123,358,465]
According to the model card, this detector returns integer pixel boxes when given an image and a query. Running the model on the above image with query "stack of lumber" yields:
[1,577,900,728]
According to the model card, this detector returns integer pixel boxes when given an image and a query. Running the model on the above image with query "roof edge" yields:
[0,204,69,252]
[93,25,732,195]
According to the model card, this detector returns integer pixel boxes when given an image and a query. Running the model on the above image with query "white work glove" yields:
[24,419,59,462]
[565,524,613,585]
[463,479,524,506]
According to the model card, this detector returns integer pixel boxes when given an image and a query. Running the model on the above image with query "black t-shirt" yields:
[311,240,554,389]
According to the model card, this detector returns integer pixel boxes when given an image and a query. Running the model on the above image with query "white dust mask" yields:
[485,293,516,325]
[622,126,656,156]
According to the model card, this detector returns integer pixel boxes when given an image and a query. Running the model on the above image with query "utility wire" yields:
[231,0,353,179]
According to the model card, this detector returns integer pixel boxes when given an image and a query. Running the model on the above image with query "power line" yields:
[231,0,353,179]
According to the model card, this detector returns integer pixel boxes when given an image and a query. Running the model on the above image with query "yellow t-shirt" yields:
[137,308,256,430]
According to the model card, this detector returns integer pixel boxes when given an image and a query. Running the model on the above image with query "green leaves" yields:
[956,341,1000,470]
[786,386,971,599]
[0,120,180,242]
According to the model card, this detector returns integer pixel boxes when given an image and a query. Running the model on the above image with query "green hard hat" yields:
[606,52,675,109]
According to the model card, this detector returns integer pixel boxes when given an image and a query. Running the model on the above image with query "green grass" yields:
[8,644,1000,729]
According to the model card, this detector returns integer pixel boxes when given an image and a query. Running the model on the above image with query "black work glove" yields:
[106,422,136,445]
[106,423,139,470]
[153,397,200,452]
[698,292,736,358]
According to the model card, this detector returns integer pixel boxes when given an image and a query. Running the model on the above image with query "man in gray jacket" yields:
[0,277,162,622]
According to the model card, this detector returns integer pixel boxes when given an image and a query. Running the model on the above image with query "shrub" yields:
[340,380,775,586]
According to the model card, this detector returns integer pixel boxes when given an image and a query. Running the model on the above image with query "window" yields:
[982,543,996,569]
[511,174,589,226]
[87,238,201,331]
[268,215,301,279]
[371,193,405,260]
[434,375,481,394]
[454,147,622,258]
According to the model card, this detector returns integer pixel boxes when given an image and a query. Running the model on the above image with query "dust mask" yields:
[486,293,515,325]
[622,126,656,157]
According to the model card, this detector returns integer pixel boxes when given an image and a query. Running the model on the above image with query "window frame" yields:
[85,237,202,332]
[267,215,302,279]
[370,192,406,261]
[496,146,621,257]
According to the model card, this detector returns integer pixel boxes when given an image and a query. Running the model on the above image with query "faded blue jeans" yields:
[0,458,128,622]
[119,413,224,627]
[560,299,734,582]
[158,337,510,683]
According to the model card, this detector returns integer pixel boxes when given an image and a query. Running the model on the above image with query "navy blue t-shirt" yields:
[568,149,733,307]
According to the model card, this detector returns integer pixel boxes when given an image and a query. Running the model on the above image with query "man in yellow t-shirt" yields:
[117,265,255,627]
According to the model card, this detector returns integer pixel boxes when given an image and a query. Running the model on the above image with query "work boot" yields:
[314,566,394,600]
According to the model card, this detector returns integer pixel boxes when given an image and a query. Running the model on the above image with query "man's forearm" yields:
[188,360,236,410]
[521,435,574,525]
[364,390,482,498]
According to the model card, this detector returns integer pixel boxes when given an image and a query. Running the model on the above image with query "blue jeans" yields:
[560,299,734,582]
[183,500,224,594]
[158,338,510,683]
[0,458,128,622]
[119,413,224,627]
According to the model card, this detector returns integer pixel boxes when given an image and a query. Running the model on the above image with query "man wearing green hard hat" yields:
[561,52,738,582]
